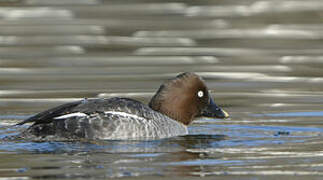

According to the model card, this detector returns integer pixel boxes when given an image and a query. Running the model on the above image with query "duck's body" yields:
[16,72,228,140]
[19,97,187,140]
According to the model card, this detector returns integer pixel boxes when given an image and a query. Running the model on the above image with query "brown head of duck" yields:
[149,72,229,125]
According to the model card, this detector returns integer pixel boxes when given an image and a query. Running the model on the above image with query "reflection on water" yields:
[0,0,323,179]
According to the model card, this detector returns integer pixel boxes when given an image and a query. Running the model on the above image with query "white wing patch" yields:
[54,112,88,119]
[104,111,147,122]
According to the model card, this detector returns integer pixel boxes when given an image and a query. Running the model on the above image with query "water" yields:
[0,0,323,179]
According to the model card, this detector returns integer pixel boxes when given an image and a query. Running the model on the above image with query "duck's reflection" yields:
[1,126,228,178]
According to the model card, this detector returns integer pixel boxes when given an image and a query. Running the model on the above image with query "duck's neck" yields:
[149,96,195,125]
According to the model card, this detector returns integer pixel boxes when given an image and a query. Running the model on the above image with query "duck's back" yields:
[18,97,188,140]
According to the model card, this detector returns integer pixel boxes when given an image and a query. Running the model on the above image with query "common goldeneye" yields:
[15,72,229,140]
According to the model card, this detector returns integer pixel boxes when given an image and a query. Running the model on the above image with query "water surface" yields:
[0,0,323,179]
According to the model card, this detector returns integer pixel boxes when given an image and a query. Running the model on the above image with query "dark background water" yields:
[0,0,323,179]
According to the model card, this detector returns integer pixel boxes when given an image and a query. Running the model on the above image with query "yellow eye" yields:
[197,90,204,98]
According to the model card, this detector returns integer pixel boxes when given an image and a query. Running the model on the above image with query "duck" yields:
[15,72,229,140]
